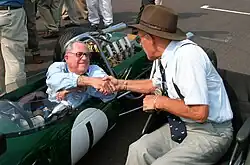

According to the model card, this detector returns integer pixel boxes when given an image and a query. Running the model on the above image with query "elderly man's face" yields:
[138,31,157,61]
[64,42,91,74]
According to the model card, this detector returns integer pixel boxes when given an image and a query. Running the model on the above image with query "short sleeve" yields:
[174,45,209,105]
[152,61,162,88]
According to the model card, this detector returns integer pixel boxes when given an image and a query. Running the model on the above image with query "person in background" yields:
[136,0,155,24]
[37,0,61,38]
[0,0,28,95]
[61,3,69,20]
[155,0,162,5]
[24,0,44,64]
[75,0,88,20]
[59,0,81,27]
[85,0,113,31]
[62,0,88,20]
[132,0,155,34]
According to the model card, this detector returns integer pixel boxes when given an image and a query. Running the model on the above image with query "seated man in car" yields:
[46,41,116,108]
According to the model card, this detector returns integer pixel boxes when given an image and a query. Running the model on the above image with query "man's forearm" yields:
[155,96,208,123]
[77,75,97,87]
[118,79,155,94]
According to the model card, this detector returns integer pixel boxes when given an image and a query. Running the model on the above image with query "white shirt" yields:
[152,39,233,123]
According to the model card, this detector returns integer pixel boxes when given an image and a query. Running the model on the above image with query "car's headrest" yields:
[202,47,218,69]
[219,69,250,122]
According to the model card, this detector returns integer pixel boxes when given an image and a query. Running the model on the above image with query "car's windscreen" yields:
[0,99,60,134]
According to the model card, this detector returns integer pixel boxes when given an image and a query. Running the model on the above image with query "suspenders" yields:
[157,58,184,100]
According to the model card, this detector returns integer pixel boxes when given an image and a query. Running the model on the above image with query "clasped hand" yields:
[95,76,120,95]
[56,76,119,101]
[56,76,161,113]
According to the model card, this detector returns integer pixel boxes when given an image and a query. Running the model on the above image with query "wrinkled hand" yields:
[91,78,116,95]
[56,87,83,101]
[143,95,158,112]
[56,90,70,101]
[102,76,120,92]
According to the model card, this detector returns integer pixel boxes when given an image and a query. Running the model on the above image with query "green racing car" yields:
[0,23,250,165]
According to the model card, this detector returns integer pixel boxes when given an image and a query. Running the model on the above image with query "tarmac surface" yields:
[29,0,250,164]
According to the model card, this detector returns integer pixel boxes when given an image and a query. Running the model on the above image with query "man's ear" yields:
[64,53,68,61]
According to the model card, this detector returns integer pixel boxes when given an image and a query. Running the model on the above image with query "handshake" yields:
[56,75,125,101]
[93,76,126,95]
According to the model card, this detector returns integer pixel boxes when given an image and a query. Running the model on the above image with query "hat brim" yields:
[129,24,186,41]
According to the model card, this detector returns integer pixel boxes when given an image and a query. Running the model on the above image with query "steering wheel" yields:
[4,100,34,128]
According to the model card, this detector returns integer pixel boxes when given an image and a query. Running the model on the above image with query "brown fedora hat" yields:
[129,5,186,41]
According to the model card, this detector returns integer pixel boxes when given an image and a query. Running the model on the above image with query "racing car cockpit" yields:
[0,22,141,130]
[0,95,67,132]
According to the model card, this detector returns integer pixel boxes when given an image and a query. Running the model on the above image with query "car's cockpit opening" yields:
[0,97,59,133]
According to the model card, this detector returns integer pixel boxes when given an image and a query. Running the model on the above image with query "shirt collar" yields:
[65,62,89,76]
[159,39,194,68]
[160,40,178,68]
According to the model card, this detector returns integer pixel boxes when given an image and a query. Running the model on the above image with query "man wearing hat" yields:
[103,5,233,164]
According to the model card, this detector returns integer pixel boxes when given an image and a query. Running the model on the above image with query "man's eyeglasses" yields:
[136,34,149,44]
[68,52,91,58]
[136,36,141,44]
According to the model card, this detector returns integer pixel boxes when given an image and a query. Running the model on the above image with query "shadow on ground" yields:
[178,12,208,19]
[113,12,138,25]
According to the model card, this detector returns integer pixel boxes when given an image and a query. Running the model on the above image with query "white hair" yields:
[65,41,90,52]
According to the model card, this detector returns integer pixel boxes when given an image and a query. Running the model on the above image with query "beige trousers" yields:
[125,121,233,165]
[154,0,162,5]
[62,0,88,20]
[38,0,61,32]
[75,0,88,19]
[0,7,28,95]
[59,0,80,24]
